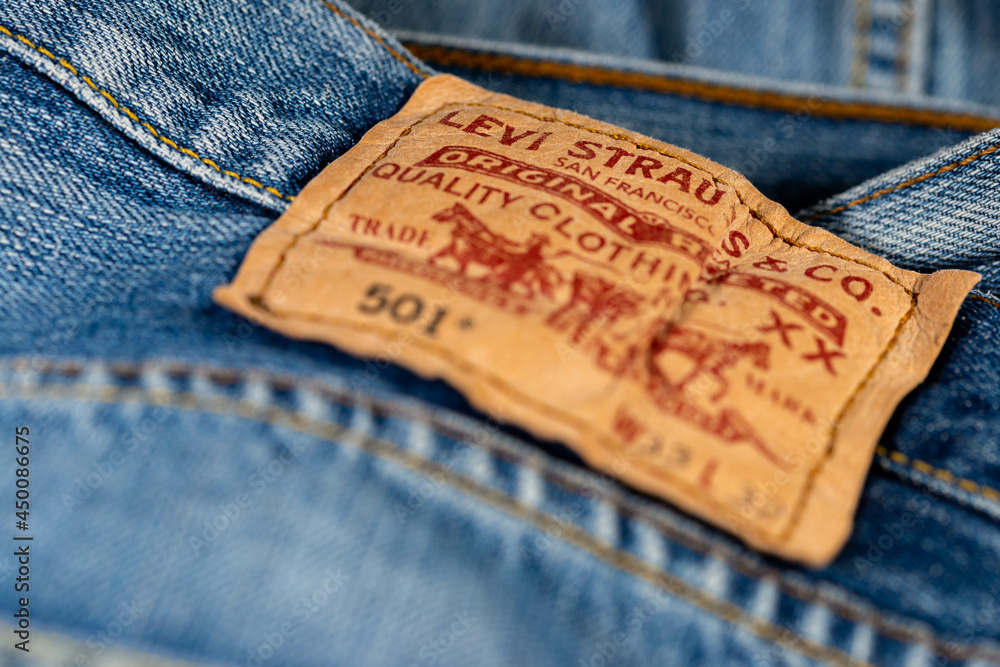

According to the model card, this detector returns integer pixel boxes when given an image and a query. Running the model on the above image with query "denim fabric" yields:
[351,0,1000,106]
[803,132,1000,529]
[0,0,426,211]
[801,130,1000,291]
[2,0,1000,666]
[350,0,662,61]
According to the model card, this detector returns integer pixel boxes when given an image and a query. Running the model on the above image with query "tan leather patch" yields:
[214,75,978,565]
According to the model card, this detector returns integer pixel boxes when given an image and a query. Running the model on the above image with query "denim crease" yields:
[1,1,1000,665]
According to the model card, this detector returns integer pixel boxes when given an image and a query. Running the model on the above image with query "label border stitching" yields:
[251,100,919,548]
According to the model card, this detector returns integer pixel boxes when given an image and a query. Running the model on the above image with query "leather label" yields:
[215,75,979,565]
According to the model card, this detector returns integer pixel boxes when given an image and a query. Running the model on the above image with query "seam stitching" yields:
[0,25,294,202]
[0,16,991,660]
[9,357,1000,663]
[877,445,1000,502]
[970,293,1000,310]
[1,377,871,667]
[805,142,1000,222]
[255,104,445,293]
[254,100,916,551]
[320,1,429,78]
[403,44,1000,133]
[777,296,913,542]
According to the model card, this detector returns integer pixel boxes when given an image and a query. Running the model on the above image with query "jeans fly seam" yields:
[0,25,294,202]
[7,357,1000,663]
[3,378,871,667]
[804,142,1000,223]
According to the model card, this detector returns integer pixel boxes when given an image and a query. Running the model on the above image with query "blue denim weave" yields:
[352,0,1000,106]
[1,1,1000,665]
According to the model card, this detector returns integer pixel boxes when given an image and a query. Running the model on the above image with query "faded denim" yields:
[1,1,999,666]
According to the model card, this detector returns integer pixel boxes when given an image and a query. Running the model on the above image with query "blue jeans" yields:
[352,0,1000,108]
[0,1,998,665]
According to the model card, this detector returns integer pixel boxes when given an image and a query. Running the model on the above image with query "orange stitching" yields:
[320,1,428,79]
[13,357,1000,663]
[876,445,1000,503]
[254,101,919,551]
[0,24,293,202]
[403,44,1000,133]
[805,143,1000,222]
[778,297,914,542]
[100,89,119,108]
[7,377,868,667]
[970,293,1000,310]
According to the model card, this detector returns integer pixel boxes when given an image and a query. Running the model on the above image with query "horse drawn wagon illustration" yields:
[418,202,784,467]
[428,203,564,299]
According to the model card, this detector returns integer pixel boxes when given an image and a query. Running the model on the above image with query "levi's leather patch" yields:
[214,75,979,566]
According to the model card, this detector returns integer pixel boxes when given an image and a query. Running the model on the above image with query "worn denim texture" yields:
[1,0,1000,665]
[352,0,1000,106]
